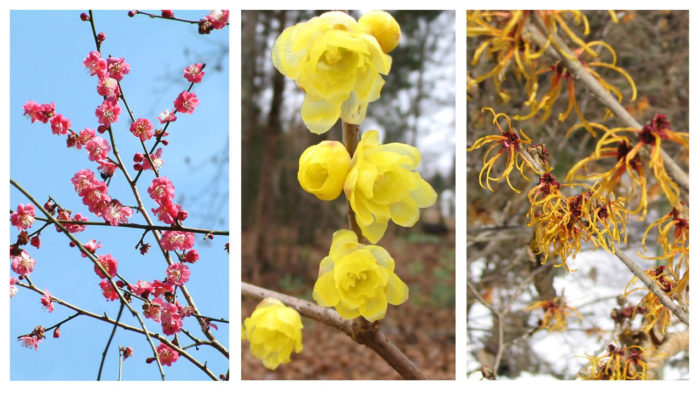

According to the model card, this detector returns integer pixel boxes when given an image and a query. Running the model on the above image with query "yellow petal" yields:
[385,273,409,305]
[312,271,340,306]
[301,95,341,134]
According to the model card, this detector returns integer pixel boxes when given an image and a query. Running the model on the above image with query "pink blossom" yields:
[96,77,120,99]
[107,57,130,81]
[184,249,199,263]
[49,114,71,135]
[10,203,36,230]
[173,91,199,114]
[166,263,190,286]
[156,343,179,366]
[160,302,183,335]
[11,251,36,276]
[129,118,154,141]
[145,297,165,322]
[102,200,132,226]
[94,254,118,278]
[23,101,55,124]
[81,240,103,257]
[160,231,195,251]
[99,279,119,301]
[71,169,100,196]
[30,236,41,249]
[82,183,112,215]
[70,128,96,150]
[141,148,164,172]
[83,51,107,78]
[148,177,175,204]
[85,136,111,162]
[64,213,88,233]
[18,336,41,350]
[97,160,118,177]
[150,280,175,297]
[23,100,42,123]
[95,99,121,126]
[130,280,153,297]
[157,109,177,123]
[184,63,205,83]
[152,200,181,225]
[10,277,19,298]
[205,10,228,30]
[40,289,54,313]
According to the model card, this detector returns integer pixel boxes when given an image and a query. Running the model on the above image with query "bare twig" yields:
[97,303,124,380]
[242,282,427,379]
[32,216,228,236]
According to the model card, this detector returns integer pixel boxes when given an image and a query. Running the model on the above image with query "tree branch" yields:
[242,282,427,379]
[97,303,124,380]
[32,216,228,236]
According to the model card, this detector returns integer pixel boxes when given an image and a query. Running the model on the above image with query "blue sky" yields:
[9,10,229,380]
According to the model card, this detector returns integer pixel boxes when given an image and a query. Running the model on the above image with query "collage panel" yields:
[240,10,456,379]
[9,10,229,380]
[467,10,689,380]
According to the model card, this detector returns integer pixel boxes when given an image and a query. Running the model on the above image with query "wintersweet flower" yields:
[102,200,133,226]
[94,254,118,278]
[298,141,351,201]
[99,279,119,301]
[313,230,409,321]
[156,343,179,366]
[165,263,190,286]
[85,136,111,162]
[10,277,19,298]
[344,130,437,243]
[40,289,54,313]
[83,51,107,77]
[160,231,195,251]
[11,203,36,230]
[184,63,205,83]
[242,298,303,370]
[18,336,41,350]
[11,251,36,276]
[204,10,228,30]
[271,11,392,134]
[49,114,71,135]
[358,10,401,53]
[173,91,199,114]
[107,57,130,81]
[129,118,154,141]
[95,99,121,126]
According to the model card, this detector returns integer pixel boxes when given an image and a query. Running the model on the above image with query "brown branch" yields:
[97,303,124,380]
[32,216,228,236]
[241,282,427,380]
[342,121,367,243]
[646,330,689,379]
[16,281,219,381]
[524,15,688,196]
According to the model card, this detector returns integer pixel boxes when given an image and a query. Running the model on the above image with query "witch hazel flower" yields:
[184,63,205,83]
[83,51,107,78]
[94,254,118,278]
[10,277,19,298]
[158,109,177,124]
[99,279,119,301]
[102,200,133,226]
[18,336,42,350]
[107,57,130,81]
[11,251,36,276]
[85,136,111,162]
[49,114,71,135]
[11,203,36,230]
[173,91,199,114]
[129,118,154,141]
[96,77,120,99]
[40,289,54,313]
[160,231,195,251]
[166,263,190,286]
[95,99,121,126]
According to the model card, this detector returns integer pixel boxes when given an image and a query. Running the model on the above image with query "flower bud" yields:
[242,298,303,370]
[53,326,61,338]
[80,12,90,21]
[358,11,401,53]
[298,141,351,201]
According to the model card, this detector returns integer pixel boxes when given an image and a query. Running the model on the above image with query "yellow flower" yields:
[313,230,408,321]
[358,11,401,53]
[242,298,303,370]
[271,11,392,134]
[298,141,351,201]
[344,130,437,243]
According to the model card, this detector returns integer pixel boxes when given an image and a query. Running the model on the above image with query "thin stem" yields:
[242,282,427,379]
[341,121,366,242]
[97,303,124,381]
[132,10,203,25]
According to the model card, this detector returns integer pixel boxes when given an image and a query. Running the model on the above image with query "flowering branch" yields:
[15,280,219,380]
[31,215,228,236]
[524,14,689,196]
[242,282,427,379]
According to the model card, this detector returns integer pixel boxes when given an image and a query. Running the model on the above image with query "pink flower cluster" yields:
[184,63,205,83]
[40,289,54,313]
[205,10,228,30]
[11,251,36,276]
[55,209,88,233]
[173,91,199,114]
[94,253,118,279]
[156,343,179,366]
[83,51,129,127]
[160,231,195,251]
[147,177,188,224]
[71,169,132,225]
[10,277,19,298]
[134,148,165,172]
[99,279,119,301]
[166,263,190,286]
[23,101,55,123]
[10,203,35,231]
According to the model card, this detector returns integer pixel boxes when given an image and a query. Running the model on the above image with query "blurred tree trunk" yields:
[250,11,287,280]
